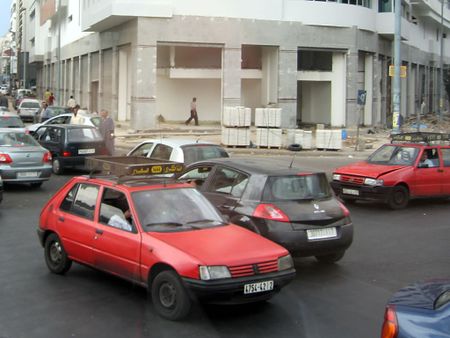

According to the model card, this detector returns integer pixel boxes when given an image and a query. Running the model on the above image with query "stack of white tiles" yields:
[294,130,313,149]
[254,108,282,148]
[221,106,251,147]
[315,129,342,150]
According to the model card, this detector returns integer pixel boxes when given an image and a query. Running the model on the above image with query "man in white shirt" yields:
[67,96,76,109]
[70,105,83,124]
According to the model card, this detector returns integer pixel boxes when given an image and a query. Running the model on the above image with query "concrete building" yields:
[28,0,450,129]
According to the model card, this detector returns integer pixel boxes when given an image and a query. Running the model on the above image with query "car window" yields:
[99,188,134,232]
[90,117,101,127]
[207,167,249,197]
[129,142,154,157]
[0,131,39,147]
[41,127,62,143]
[20,101,40,109]
[441,148,450,167]
[132,187,224,232]
[368,145,419,165]
[60,183,99,220]
[182,145,229,165]
[178,166,213,188]
[263,174,332,201]
[67,127,103,142]
[0,116,25,128]
[150,144,172,160]
[48,115,71,125]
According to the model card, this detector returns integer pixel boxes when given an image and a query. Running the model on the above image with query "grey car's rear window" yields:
[67,128,103,142]
[0,131,39,147]
[263,174,331,201]
[182,145,229,164]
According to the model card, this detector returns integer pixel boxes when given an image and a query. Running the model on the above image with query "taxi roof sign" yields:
[86,156,184,177]
[390,132,450,145]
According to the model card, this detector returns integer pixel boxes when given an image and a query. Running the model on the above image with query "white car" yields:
[17,98,41,122]
[127,138,229,165]
[27,112,101,134]
[0,86,9,95]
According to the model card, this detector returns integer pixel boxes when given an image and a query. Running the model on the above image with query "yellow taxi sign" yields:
[389,65,407,78]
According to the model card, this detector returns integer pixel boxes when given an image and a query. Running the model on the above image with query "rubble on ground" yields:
[402,112,450,133]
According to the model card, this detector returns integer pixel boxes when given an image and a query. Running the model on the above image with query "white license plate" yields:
[78,148,95,155]
[307,227,338,240]
[17,172,38,178]
[343,188,359,196]
[244,280,274,294]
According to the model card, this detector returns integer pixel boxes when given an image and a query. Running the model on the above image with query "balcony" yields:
[81,0,173,32]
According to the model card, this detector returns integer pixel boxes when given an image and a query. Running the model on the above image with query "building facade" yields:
[26,0,450,129]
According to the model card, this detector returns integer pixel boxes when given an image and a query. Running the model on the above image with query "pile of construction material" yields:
[254,108,283,148]
[221,106,251,147]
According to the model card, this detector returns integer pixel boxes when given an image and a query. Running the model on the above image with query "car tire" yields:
[315,251,345,264]
[52,158,64,175]
[44,233,72,274]
[151,270,191,321]
[30,182,43,188]
[388,185,409,210]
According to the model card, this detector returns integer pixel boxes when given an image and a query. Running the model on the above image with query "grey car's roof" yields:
[136,138,218,147]
[190,157,319,176]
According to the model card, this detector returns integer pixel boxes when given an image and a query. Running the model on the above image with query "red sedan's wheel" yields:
[388,186,409,210]
[44,233,72,274]
[151,270,191,321]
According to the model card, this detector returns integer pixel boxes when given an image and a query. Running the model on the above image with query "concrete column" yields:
[278,47,297,128]
[401,63,407,118]
[407,63,416,117]
[70,57,74,98]
[98,50,103,111]
[87,53,91,111]
[62,59,67,106]
[374,54,382,126]
[364,53,374,126]
[222,45,241,110]
[346,51,359,126]
[111,46,119,120]
[77,56,82,105]
[130,43,157,129]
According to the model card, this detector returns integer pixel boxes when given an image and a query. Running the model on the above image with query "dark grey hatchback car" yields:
[178,158,353,263]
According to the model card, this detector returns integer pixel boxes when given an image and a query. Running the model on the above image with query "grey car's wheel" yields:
[151,270,191,321]
[52,158,64,175]
[388,186,409,210]
[44,233,72,274]
[315,251,345,264]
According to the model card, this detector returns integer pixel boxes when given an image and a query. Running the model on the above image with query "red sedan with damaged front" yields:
[37,158,295,320]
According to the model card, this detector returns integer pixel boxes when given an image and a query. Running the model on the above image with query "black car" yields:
[178,158,354,263]
[34,124,107,174]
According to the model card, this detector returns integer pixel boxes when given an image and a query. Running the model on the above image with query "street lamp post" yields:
[22,8,27,89]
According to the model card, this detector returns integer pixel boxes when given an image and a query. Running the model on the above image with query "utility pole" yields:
[22,8,27,89]
[392,0,402,133]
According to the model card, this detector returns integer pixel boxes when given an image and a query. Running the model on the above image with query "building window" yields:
[379,0,392,12]
[298,50,333,71]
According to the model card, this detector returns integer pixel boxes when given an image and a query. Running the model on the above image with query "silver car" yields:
[17,98,41,122]
[0,128,52,187]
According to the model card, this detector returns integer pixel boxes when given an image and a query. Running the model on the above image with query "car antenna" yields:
[289,153,297,169]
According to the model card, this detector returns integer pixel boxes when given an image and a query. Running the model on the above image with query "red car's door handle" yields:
[437,169,444,173]
[95,229,103,235]
[58,216,64,222]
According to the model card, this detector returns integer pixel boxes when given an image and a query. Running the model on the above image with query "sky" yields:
[0,0,13,36]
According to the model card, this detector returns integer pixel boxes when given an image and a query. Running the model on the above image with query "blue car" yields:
[381,279,450,338]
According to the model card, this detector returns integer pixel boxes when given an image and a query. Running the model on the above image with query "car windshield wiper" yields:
[144,222,183,227]
[186,219,222,225]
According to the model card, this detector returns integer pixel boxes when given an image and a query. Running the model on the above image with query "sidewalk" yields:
[114,121,390,159]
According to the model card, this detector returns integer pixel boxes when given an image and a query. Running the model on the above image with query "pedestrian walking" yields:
[48,92,55,106]
[70,104,83,124]
[67,95,76,109]
[185,97,199,126]
[43,88,51,104]
[99,109,115,155]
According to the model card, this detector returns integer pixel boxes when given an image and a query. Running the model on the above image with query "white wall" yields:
[301,81,331,124]
[156,76,221,122]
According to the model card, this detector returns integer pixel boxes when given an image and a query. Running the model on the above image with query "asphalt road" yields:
[0,156,449,338]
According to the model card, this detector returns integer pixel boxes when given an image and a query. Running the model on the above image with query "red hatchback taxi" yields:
[37,157,295,320]
[331,132,450,209]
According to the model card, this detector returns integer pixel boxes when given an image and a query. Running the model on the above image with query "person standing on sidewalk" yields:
[99,109,115,155]
[185,97,199,126]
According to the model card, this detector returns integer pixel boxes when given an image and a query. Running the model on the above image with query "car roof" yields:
[0,127,27,133]
[19,98,40,103]
[40,124,97,130]
[0,111,20,117]
[190,157,317,175]
[138,138,217,147]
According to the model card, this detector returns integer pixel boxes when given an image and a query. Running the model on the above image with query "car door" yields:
[202,166,249,218]
[92,187,142,282]
[37,126,63,157]
[439,147,450,195]
[55,183,99,265]
[412,147,443,196]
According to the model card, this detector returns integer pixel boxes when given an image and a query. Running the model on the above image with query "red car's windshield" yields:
[367,145,419,166]
[132,187,225,232]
